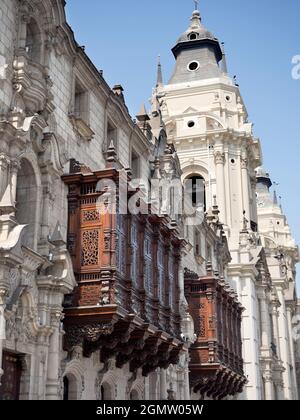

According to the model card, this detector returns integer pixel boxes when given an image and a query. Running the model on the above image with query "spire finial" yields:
[156,54,163,87]
[221,42,228,74]
[190,1,202,28]
[279,196,283,212]
[273,182,279,205]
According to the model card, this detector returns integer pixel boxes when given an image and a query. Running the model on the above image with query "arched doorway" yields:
[16,158,38,250]
[130,389,139,400]
[63,374,78,400]
[100,382,114,400]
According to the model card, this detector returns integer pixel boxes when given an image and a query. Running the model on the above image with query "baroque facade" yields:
[154,8,300,400]
[0,0,298,400]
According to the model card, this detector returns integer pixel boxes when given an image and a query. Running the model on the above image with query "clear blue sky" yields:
[66,0,300,289]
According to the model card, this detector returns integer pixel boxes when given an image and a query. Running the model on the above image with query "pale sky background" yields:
[65,0,300,291]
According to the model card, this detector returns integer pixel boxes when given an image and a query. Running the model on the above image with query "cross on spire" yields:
[194,0,199,10]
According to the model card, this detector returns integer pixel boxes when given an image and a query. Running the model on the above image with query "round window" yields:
[188,61,199,71]
[226,95,231,102]
[187,121,195,128]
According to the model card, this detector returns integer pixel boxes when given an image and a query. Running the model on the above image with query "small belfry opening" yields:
[189,33,198,40]
[185,175,206,212]
[15,158,38,250]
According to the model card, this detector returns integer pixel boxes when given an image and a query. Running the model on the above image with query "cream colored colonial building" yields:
[0,0,191,400]
[154,8,300,400]
[0,0,298,401]
[0,0,233,401]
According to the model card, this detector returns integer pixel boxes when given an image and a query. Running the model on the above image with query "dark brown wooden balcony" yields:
[62,162,186,375]
[184,266,247,399]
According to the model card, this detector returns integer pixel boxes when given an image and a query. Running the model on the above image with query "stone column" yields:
[286,305,299,400]
[257,287,271,352]
[160,368,168,400]
[250,177,258,225]
[0,155,9,199]
[183,354,190,400]
[45,310,62,400]
[276,286,293,400]
[0,287,8,386]
[241,157,251,227]
[10,159,20,207]
[214,151,227,225]
[263,371,275,400]
[271,303,281,359]
[257,286,274,400]
[274,379,284,401]
[149,370,159,400]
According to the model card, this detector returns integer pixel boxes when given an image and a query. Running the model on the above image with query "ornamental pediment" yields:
[182,106,198,114]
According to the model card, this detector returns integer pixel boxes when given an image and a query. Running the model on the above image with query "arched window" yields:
[189,33,198,41]
[25,18,42,63]
[63,377,69,401]
[16,159,38,250]
[185,175,206,212]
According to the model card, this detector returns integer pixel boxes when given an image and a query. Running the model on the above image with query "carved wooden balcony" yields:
[62,162,186,375]
[184,266,247,399]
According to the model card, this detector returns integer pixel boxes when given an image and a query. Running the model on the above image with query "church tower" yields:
[158,7,261,246]
[256,168,300,400]
[155,5,290,400]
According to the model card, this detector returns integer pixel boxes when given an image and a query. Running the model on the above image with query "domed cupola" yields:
[169,7,224,84]
[256,167,272,190]
[172,10,222,60]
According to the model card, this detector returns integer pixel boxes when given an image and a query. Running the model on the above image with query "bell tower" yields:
[158,6,262,247]
[153,4,285,401]
[169,9,223,84]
